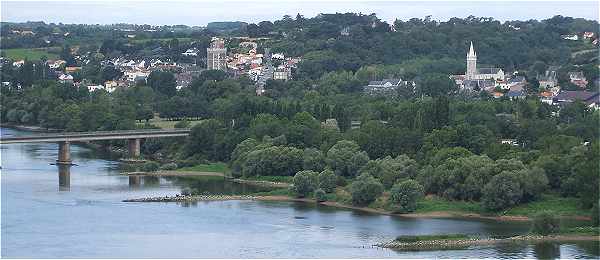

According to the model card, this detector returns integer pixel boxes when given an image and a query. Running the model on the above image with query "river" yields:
[1,127,598,258]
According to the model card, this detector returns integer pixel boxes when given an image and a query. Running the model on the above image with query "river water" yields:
[1,127,598,258]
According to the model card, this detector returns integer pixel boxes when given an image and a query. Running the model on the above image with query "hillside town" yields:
[2,26,597,110]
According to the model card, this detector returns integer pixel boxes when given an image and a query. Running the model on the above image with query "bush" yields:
[141,161,160,172]
[482,171,523,211]
[292,170,318,198]
[531,211,560,235]
[160,162,178,170]
[390,179,425,213]
[318,169,337,193]
[314,188,327,202]
[349,173,383,206]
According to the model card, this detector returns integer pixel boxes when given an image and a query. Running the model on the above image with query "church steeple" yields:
[467,41,476,58]
[466,41,477,79]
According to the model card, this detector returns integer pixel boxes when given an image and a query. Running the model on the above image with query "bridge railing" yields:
[1,128,191,139]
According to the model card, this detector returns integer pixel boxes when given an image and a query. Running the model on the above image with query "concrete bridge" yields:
[0,129,191,164]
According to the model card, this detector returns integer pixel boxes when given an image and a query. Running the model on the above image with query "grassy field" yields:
[504,194,590,217]
[1,48,60,60]
[177,162,230,173]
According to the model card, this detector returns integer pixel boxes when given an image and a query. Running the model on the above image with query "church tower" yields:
[466,41,477,80]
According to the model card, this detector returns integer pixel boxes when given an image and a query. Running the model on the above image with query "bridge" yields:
[0,129,191,164]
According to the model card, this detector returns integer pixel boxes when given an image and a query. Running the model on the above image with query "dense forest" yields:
[1,13,599,220]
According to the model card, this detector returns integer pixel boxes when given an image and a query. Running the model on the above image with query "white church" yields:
[465,42,505,81]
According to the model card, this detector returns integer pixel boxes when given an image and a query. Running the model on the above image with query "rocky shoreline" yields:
[376,235,600,250]
[123,194,258,202]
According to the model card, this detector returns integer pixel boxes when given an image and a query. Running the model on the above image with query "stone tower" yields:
[466,41,477,80]
[207,38,227,71]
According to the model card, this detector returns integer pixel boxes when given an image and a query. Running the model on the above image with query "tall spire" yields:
[467,41,476,58]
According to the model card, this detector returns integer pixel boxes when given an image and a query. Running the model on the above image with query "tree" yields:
[531,211,560,235]
[389,179,424,213]
[293,170,318,197]
[517,167,549,202]
[360,155,418,189]
[318,169,337,193]
[327,140,369,177]
[482,171,523,211]
[147,71,177,97]
[302,148,326,172]
[349,173,383,206]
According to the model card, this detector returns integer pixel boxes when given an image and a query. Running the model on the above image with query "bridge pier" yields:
[128,138,141,158]
[57,141,71,164]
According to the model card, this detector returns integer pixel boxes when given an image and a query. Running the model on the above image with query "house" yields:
[364,78,413,94]
[340,26,350,36]
[182,48,199,56]
[553,91,600,108]
[539,91,555,105]
[583,32,595,39]
[104,81,118,93]
[65,66,82,74]
[500,139,520,146]
[58,74,74,83]
[86,85,105,92]
[271,53,285,60]
[568,71,588,88]
[46,59,66,69]
[506,90,526,100]
[12,60,25,67]
[273,66,291,81]
[538,69,558,89]
[562,34,579,41]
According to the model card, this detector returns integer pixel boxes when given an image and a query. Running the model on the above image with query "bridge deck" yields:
[0,129,191,144]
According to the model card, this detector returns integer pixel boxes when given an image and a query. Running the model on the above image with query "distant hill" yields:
[207,21,247,32]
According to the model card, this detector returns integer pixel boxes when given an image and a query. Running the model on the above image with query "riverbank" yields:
[122,191,592,222]
[376,234,600,250]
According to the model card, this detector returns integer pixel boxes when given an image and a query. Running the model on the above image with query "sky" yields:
[1,0,598,26]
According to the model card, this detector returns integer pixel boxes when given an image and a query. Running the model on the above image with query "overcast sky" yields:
[2,1,598,26]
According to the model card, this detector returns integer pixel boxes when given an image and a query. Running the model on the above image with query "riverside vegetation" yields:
[2,14,599,225]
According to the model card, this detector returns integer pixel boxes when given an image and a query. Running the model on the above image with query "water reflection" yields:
[128,175,141,187]
[533,242,561,259]
[58,164,70,191]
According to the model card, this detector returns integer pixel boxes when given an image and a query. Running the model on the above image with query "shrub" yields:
[349,173,383,206]
[482,171,523,211]
[292,170,318,198]
[315,188,327,202]
[318,169,337,193]
[531,211,560,235]
[160,162,178,170]
[141,161,160,172]
[389,179,425,213]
